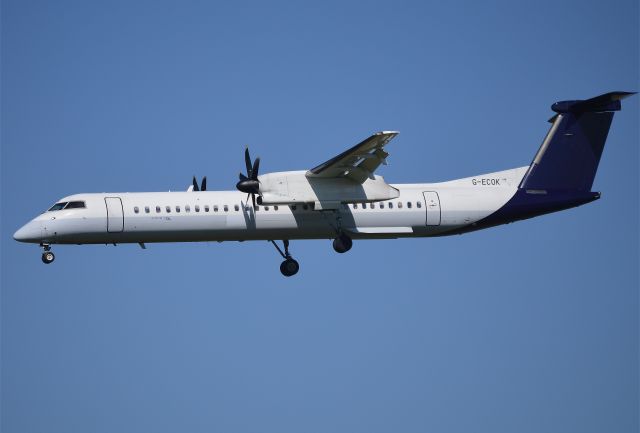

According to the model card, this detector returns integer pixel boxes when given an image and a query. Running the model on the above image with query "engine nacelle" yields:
[257,171,399,209]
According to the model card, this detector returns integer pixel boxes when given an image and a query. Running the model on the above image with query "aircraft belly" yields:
[61,211,334,244]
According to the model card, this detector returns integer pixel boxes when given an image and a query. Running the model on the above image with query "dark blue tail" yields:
[519,91,635,192]
[450,91,635,234]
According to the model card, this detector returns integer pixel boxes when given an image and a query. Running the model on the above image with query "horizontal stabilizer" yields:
[551,91,636,114]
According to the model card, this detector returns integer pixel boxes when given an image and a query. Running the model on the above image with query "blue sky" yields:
[1,1,638,432]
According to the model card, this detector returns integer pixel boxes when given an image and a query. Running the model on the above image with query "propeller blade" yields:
[237,147,261,196]
[252,157,260,180]
[251,193,256,208]
[201,176,207,192]
[192,176,199,192]
[244,147,252,178]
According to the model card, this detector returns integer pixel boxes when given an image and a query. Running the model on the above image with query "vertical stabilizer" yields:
[519,91,635,192]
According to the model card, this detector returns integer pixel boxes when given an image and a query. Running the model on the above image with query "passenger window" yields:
[291,205,297,211]
[185,205,191,213]
[166,206,171,213]
[48,202,68,211]
[398,202,403,208]
[234,204,239,211]
[361,203,366,209]
[176,206,181,213]
[370,203,374,209]
[214,205,218,212]
[145,206,150,213]
[417,201,422,208]
[204,205,209,212]
[389,202,393,209]
[195,205,200,212]
[156,206,161,213]
[223,205,228,212]
[303,204,308,210]
[274,205,279,211]
[379,203,384,209]
[134,206,140,214]
[255,206,259,211]
[407,202,412,209]
[352,203,357,209]
[264,206,270,211]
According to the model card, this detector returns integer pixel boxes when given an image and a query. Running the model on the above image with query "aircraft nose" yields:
[13,221,41,243]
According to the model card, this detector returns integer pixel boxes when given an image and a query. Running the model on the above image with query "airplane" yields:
[13,91,635,276]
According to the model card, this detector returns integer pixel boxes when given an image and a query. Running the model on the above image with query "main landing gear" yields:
[270,240,299,277]
[332,233,353,254]
[41,243,55,264]
[269,233,353,276]
[328,211,353,254]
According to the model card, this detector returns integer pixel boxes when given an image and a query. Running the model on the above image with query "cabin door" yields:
[422,191,441,226]
[105,197,124,233]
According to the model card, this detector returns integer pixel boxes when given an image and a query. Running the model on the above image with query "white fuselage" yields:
[15,167,528,245]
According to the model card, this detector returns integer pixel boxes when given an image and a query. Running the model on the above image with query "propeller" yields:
[192,176,207,191]
[236,147,261,207]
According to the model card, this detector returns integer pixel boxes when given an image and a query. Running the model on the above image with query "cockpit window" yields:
[47,201,86,212]
[65,201,86,209]
[48,202,68,211]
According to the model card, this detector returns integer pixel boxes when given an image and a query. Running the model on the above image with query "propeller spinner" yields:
[236,147,261,206]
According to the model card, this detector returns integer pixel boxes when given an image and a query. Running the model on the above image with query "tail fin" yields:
[519,91,635,192]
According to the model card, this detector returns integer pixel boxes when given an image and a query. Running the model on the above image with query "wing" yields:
[305,131,399,183]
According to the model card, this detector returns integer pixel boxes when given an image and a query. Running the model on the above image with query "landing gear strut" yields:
[326,210,352,254]
[270,239,299,277]
[40,243,55,264]
[332,233,353,253]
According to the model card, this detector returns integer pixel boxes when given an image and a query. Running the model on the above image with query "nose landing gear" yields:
[40,244,55,264]
[270,239,299,277]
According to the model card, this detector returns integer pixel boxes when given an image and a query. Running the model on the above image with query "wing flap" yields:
[306,131,398,183]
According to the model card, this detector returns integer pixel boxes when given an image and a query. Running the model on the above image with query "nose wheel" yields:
[270,240,299,277]
[41,251,55,264]
[40,244,55,264]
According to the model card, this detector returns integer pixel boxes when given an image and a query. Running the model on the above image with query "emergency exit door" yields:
[422,191,441,226]
[105,197,124,233]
